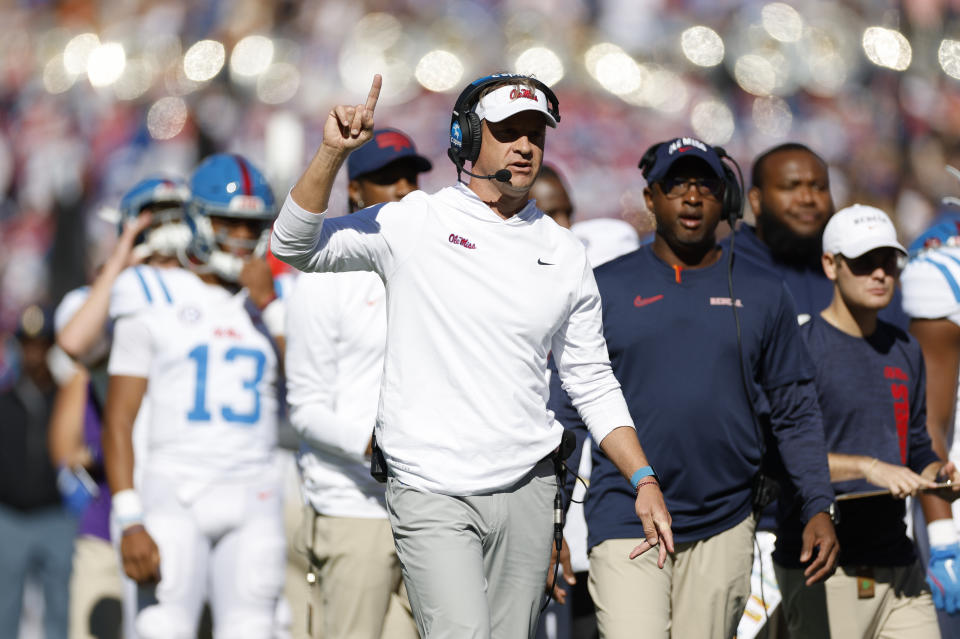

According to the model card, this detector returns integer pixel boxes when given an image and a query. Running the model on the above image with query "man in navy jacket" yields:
[549,137,838,639]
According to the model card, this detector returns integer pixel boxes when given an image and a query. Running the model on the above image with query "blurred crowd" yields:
[3,0,960,335]
[5,1,960,637]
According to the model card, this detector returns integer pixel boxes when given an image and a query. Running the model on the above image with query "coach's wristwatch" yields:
[825,501,840,526]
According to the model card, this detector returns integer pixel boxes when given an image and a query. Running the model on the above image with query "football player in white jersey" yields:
[58,176,192,362]
[53,176,192,639]
[103,154,286,639]
[901,213,960,623]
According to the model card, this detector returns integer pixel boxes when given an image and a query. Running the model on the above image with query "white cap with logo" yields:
[475,85,558,128]
[822,204,906,258]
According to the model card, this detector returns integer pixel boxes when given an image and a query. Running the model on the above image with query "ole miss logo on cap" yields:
[509,87,538,102]
[376,131,413,152]
[667,137,708,155]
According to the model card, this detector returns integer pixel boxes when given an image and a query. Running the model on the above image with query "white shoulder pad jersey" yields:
[110,265,207,320]
[901,244,960,465]
[901,245,960,324]
[108,270,279,480]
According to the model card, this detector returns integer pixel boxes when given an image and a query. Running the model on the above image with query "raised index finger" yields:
[365,74,382,115]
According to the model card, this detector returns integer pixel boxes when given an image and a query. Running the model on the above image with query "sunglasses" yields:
[837,249,906,276]
[659,177,725,200]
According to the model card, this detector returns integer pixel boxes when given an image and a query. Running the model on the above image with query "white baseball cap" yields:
[822,204,906,258]
[475,84,558,128]
[571,218,641,266]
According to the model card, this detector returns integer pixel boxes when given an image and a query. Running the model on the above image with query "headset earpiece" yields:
[714,146,744,224]
[721,164,743,223]
[462,110,483,163]
[638,143,661,180]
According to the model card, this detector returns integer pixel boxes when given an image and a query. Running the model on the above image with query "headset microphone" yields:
[460,166,513,183]
[447,148,512,183]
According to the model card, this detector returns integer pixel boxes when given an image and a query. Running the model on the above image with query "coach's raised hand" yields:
[291,74,382,213]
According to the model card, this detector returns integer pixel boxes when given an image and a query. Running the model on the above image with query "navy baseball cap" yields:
[641,137,725,184]
[348,128,433,181]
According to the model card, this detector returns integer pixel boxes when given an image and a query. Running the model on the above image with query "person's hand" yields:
[545,537,576,604]
[863,458,937,498]
[239,257,276,310]
[323,75,381,155]
[55,466,97,517]
[628,482,674,568]
[107,212,154,270]
[120,526,161,584]
[800,511,839,585]
[928,542,960,613]
[933,461,960,501]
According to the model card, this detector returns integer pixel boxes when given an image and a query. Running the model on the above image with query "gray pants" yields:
[385,460,557,639]
[0,503,76,639]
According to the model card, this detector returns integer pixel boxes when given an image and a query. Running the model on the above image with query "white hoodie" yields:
[272,184,633,495]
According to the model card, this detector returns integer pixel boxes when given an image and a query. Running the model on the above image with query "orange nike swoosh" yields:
[634,294,664,307]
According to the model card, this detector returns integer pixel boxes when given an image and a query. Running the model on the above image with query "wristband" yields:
[261,298,285,337]
[630,466,658,490]
[635,479,659,494]
[928,519,960,548]
[112,489,144,530]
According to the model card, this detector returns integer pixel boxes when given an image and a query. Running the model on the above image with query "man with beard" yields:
[549,137,838,639]
[726,143,908,328]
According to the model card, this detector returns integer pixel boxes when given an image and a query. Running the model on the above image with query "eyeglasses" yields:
[658,177,725,200]
[838,249,907,276]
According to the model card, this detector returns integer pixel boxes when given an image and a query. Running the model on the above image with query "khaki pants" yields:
[69,535,123,639]
[281,456,310,639]
[304,509,418,639]
[588,514,756,639]
[775,562,940,639]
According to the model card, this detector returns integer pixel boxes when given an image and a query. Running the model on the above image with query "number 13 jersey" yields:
[108,268,279,480]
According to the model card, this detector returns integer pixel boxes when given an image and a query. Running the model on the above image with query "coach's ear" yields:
[643,186,655,216]
[822,252,838,281]
[748,186,762,221]
[347,180,362,212]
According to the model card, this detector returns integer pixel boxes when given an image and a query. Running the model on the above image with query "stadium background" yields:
[1,0,959,335]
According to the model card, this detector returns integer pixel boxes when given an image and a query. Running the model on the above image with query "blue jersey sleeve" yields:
[758,283,815,390]
[766,379,834,523]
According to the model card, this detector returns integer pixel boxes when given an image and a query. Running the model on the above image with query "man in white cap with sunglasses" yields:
[774,204,960,638]
[271,74,672,638]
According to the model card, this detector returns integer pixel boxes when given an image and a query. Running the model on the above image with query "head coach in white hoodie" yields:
[271,73,673,639]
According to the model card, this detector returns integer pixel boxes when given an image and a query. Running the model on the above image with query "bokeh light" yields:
[87,43,126,87]
[146,96,188,139]
[43,55,75,94]
[592,49,644,96]
[63,33,100,75]
[752,96,793,138]
[514,47,564,86]
[257,63,300,104]
[938,39,960,80]
[113,58,155,100]
[862,27,911,71]
[415,50,464,92]
[183,40,225,82]
[734,54,776,96]
[230,35,274,77]
[681,26,724,67]
[624,66,688,113]
[761,4,803,43]
[691,100,734,145]
[584,43,624,78]
[338,12,414,103]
